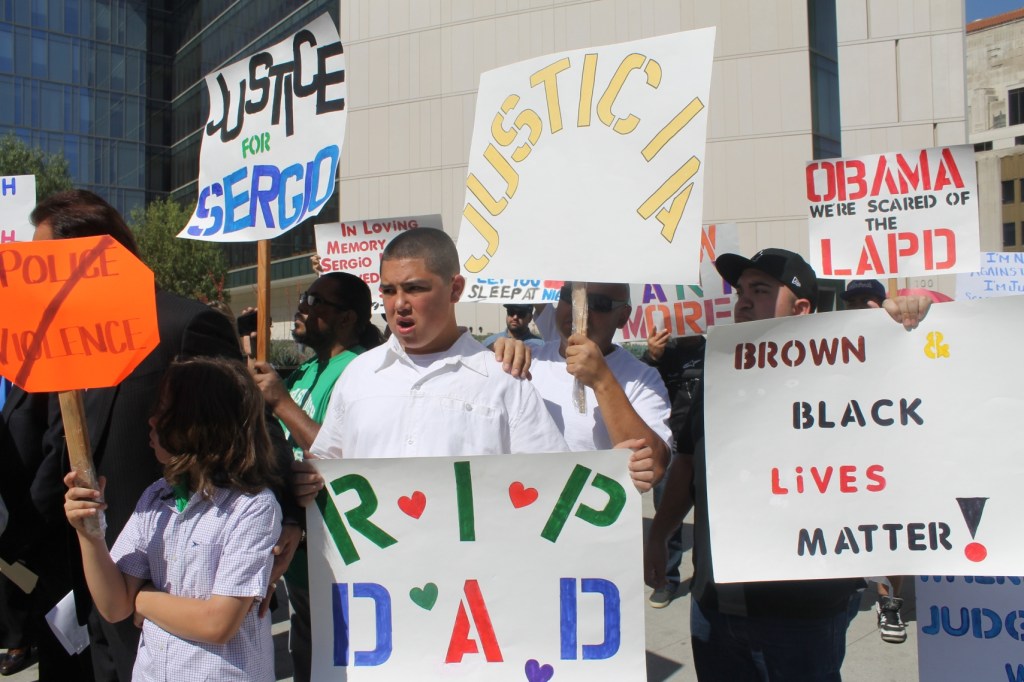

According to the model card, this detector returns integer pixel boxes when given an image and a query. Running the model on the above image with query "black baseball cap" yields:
[841,279,886,303]
[503,304,532,316]
[714,248,819,312]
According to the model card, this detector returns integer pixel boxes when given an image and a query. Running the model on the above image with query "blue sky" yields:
[967,0,1024,22]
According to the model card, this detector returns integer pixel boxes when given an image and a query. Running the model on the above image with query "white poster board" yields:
[463,278,563,305]
[917,576,1024,682]
[307,452,645,681]
[621,223,739,341]
[0,175,36,243]
[956,252,1024,301]
[806,145,980,278]
[180,13,346,242]
[704,296,1024,582]
[455,29,715,285]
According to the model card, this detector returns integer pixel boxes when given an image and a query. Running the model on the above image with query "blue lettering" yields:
[187,183,225,237]
[250,165,282,228]
[305,144,340,215]
[222,167,252,234]
[332,582,392,667]
[1,177,14,195]
[279,163,306,228]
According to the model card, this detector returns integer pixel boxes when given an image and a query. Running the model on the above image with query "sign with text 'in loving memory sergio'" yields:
[307,452,646,681]
[806,145,980,278]
[0,175,36,243]
[180,13,345,242]
[455,29,715,285]
[703,296,1024,583]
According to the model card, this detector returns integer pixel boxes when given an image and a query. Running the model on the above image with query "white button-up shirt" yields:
[111,481,281,682]
[311,332,568,459]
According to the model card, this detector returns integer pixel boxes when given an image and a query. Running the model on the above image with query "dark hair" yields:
[381,228,459,279]
[320,272,384,349]
[153,357,280,497]
[30,189,140,257]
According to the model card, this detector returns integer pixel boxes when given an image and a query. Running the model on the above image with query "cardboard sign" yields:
[806,145,980,278]
[620,223,739,341]
[0,175,35,243]
[703,296,1024,582]
[307,452,645,681]
[0,236,158,391]
[180,13,346,242]
[455,29,715,285]
[917,576,1024,682]
[956,252,1024,301]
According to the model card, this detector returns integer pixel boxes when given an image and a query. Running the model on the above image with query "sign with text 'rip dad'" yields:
[180,13,345,242]
[806,145,980,279]
[0,236,158,392]
[307,451,646,681]
[0,175,36,243]
[704,296,1024,582]
[455,29,715,285]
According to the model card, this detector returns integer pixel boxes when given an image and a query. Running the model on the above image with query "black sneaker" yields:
[648,584,678,609]
[877,596,907,644]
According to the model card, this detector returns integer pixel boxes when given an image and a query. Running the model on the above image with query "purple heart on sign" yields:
[524,658,554,682]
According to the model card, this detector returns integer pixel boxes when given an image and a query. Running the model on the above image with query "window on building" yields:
[1017,136,1024,146]
[1004,180,1016,204]
[1004,223,1018,248]
[975,141,993,152]
[1010,88,1024,126]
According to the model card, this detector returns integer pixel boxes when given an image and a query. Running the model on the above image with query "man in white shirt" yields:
[294,229,566,503]
[528,282,671,493]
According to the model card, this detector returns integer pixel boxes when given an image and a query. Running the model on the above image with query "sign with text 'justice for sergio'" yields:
[703,296,1024,582]
[455,29,715,285]
[180,13,345,242]
[0,236,159,392]
[0,175,36,243]
[306,452,646,681]
[806,145,979,278]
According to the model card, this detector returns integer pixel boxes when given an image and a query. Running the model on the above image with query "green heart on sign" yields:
[409,583,438,610]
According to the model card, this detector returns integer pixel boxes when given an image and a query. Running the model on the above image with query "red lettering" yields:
[445,580,503,664]
[865,464,886,491]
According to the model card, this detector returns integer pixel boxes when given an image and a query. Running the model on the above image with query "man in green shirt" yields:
[252,271,382,682]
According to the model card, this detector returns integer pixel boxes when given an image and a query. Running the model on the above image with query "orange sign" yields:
[0,236,159,392]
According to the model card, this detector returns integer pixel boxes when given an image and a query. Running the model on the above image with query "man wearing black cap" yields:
[645,248,930,681]
[484,304,544,349]
[842,279,887,310]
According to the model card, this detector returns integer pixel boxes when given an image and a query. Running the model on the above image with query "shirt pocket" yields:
[438,397,505,453]
[180,542,223,599]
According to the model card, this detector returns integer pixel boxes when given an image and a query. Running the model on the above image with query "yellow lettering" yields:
[462,203,500,273]
[529,58,571,134]
[597,53,644,134]
[491,95,520,147]
[466,145,519,216]
[641,97,704,161]
[637,156,700,242]
[511,109,542,162]
[577,53,598,128]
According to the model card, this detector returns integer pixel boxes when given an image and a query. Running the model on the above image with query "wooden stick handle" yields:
[571,282,588,414]
[257,239,271,363]
[58,390,105,539]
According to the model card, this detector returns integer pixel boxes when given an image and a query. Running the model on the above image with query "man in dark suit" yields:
[25,190,301,681]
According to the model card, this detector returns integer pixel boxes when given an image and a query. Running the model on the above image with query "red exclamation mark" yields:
[957,497,988,562]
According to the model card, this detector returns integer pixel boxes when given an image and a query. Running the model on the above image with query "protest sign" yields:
[455,29,715,285]
[0,236,159,392]
[0,175,35,243]
[956,251,1024,300]
[917,576,1024,682]
[620,223,739,341]
[462,277,563,305]
[180,13,345,242]
[806,145,980,278]
[703,295,1024,582]
[307,451,645,681]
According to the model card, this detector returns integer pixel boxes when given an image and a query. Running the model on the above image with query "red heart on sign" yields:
[508,482,538,508]
[398,491,426,519]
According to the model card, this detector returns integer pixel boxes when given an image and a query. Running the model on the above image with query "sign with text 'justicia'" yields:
[180,13,345,242]
[307,452,646,681]
[704,295,1024,582]
[455,29,715,285]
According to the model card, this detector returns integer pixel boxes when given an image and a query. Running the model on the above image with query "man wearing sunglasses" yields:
[526,282,672,493]
[483,304,543,350]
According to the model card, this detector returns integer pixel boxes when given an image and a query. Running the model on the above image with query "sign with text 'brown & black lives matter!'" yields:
[180,13,345,243]
[806,145,980,278]
[306,452,645,681]
[0,175,35,243]
[0,236,159,392]
[702,296,1024,582]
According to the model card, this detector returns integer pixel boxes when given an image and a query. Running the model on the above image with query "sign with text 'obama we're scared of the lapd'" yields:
[455,29,715,285]
[180,13,345,243]
[703,296,1024,582]
[0,236,158,392]
[806,145,980,278]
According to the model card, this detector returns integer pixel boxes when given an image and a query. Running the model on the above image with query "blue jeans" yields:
[652,477,684,588]
[690,599,848,682]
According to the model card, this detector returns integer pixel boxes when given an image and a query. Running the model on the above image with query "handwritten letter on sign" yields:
[181,13,345,242]
[0,175,36,243]
[455,29,715,285]
[703,296,1024,582]
[806,145,980,278]
[306,452,645,681]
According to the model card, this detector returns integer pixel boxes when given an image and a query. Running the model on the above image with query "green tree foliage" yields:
[0,133,73,201]
[131,197,230,302]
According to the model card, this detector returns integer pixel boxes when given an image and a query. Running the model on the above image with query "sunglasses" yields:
[558,285,629,313]
[299,291,348,310]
